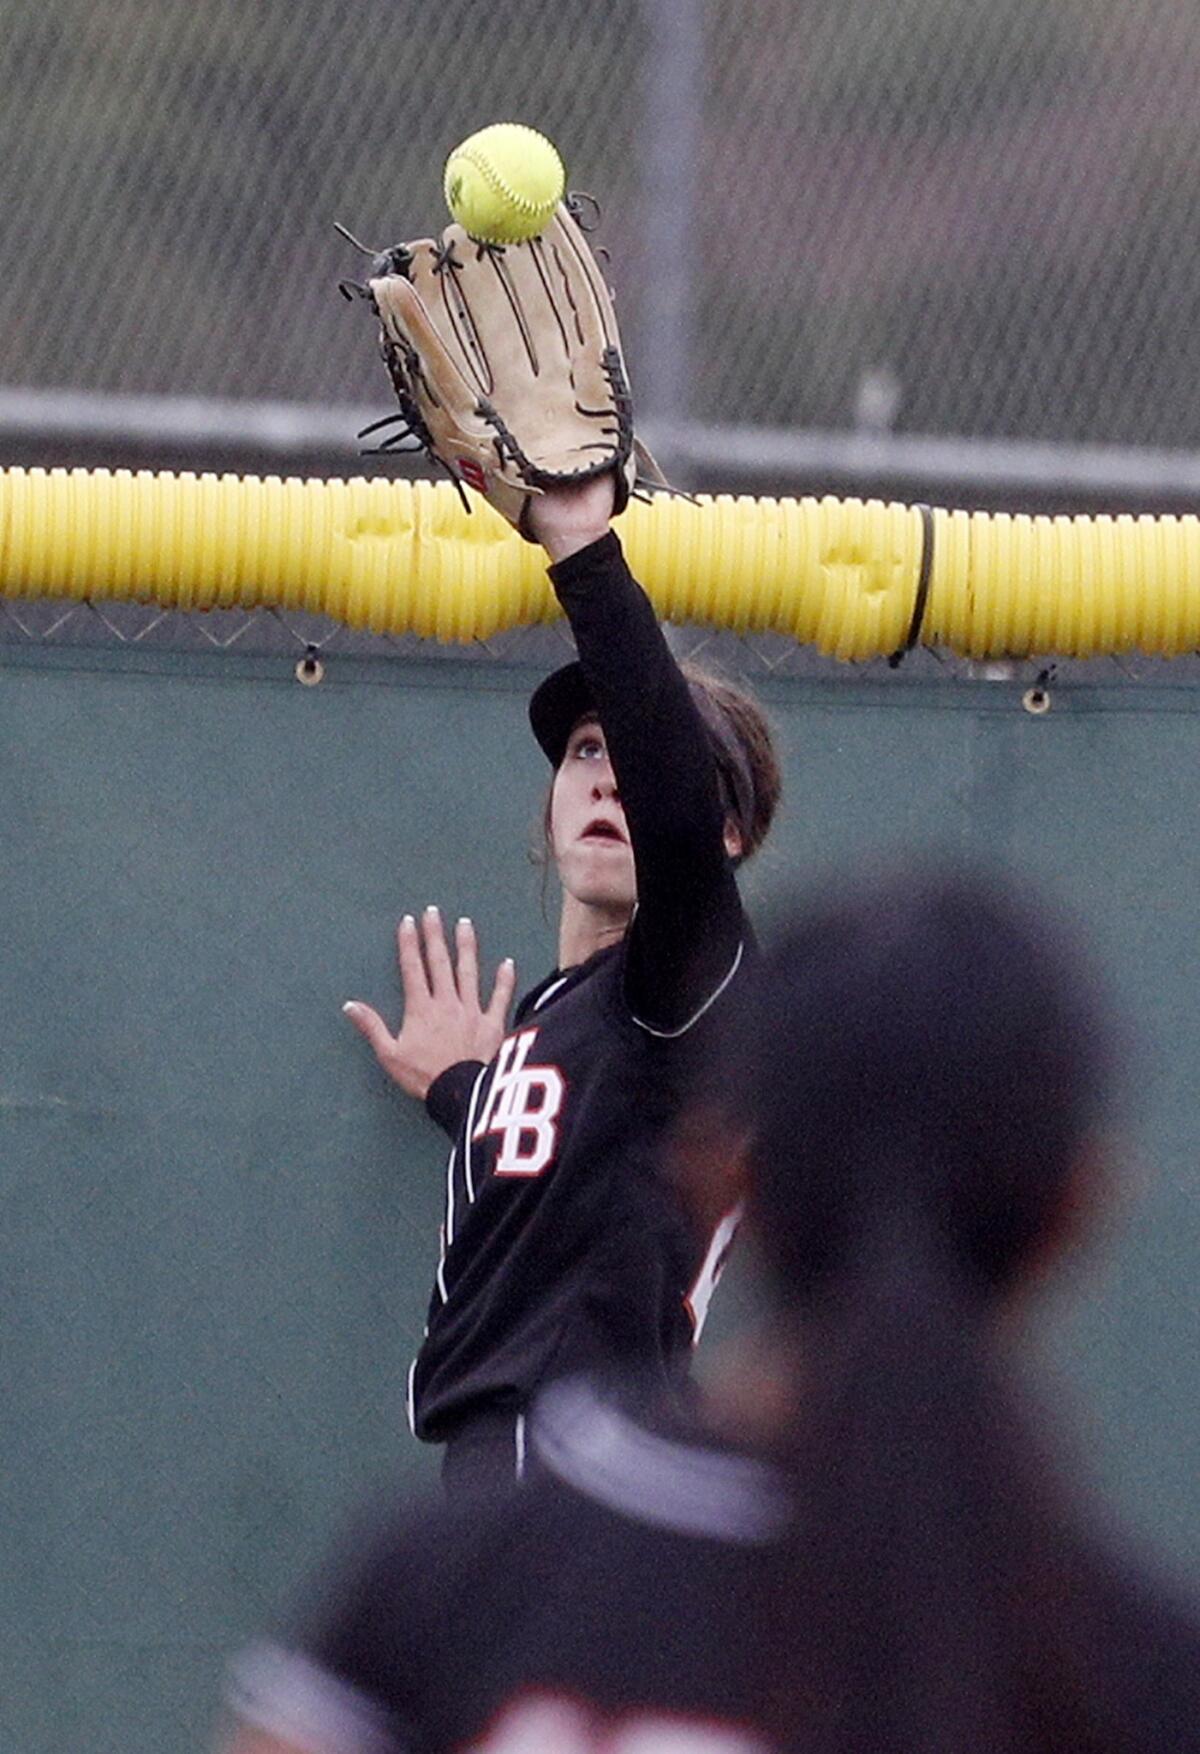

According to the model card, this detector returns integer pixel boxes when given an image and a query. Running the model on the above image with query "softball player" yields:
[344,474,781,1494]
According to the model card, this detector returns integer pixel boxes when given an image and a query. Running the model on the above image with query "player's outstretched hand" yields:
[343,907,515,1100]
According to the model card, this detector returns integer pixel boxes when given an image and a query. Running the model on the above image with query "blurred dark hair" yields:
[723,863,1136,1752]
[743,864,1112,1307]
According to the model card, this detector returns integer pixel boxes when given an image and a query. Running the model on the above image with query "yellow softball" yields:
[443,122,566,244]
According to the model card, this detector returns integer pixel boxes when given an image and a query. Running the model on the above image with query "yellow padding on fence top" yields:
[4,465,1200,660]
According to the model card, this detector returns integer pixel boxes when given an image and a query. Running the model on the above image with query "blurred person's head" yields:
[739,862,1112,1324]
[703,862,1132,1754]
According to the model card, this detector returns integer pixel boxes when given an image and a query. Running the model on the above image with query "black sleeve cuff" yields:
[425,1060,485,1136]
[546,528,624,590]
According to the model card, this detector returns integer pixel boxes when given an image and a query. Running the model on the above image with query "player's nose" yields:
[590,763,619,802]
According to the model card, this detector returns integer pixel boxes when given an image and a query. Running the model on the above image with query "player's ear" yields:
[723,817,744,861]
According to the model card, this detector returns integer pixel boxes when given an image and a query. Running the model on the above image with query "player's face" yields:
[549,719,637,915]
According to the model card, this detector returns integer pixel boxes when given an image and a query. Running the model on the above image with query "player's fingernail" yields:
[458,915,472,928]
[342,1001,359,1014]
[400,913,415,928]
[502,957,515,968]
[425,903,440,916]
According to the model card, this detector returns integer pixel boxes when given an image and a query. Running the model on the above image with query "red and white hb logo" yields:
[473,1028,565,1177]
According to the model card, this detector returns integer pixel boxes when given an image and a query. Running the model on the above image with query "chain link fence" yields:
[4,0,1199,443]
[7,591,1200,694]
[4,0,1200,681]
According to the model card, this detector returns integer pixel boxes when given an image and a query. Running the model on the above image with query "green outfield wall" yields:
[4,645,1200,1753]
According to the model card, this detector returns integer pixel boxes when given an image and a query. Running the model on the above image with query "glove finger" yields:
[460,240,591,457]
[410,224,573,413]
[369,272,484,434]
[535,209,636,498]
[537,204,621,355]
[540,206,626,406]
[464,214,629,483]
[457,241,558,388]
[405,226,499,399]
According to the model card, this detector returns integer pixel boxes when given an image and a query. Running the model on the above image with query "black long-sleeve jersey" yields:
[230,1379,1200,1754]
[408,531,748,1443]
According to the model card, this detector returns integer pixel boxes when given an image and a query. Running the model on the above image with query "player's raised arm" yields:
[346,163,778,1029]
[530,481,778,1032]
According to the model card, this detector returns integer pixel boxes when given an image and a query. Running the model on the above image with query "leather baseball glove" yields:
[339,202,663,535]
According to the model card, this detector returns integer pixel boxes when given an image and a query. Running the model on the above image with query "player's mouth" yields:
[581,816,627,845]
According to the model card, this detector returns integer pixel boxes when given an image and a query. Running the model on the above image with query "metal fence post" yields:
[638,0,704,476]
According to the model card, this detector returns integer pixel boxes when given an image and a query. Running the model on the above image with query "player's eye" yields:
[570,732,605,760]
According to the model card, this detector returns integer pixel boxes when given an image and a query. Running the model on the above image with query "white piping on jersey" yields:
[443,1143,457,1256]
[685,1203,744,1343]
[438,1066,488,1305]
[631,938,745,1039]
[532,1378,787,1543]
[460,1061,487,1205]
[227,1641,394,1754]
[532,973,571,1012]
[405,1358,417,1436]
[435,1149,451,1304]
[515,1410,527,1480]
[419,1063,495,1422]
